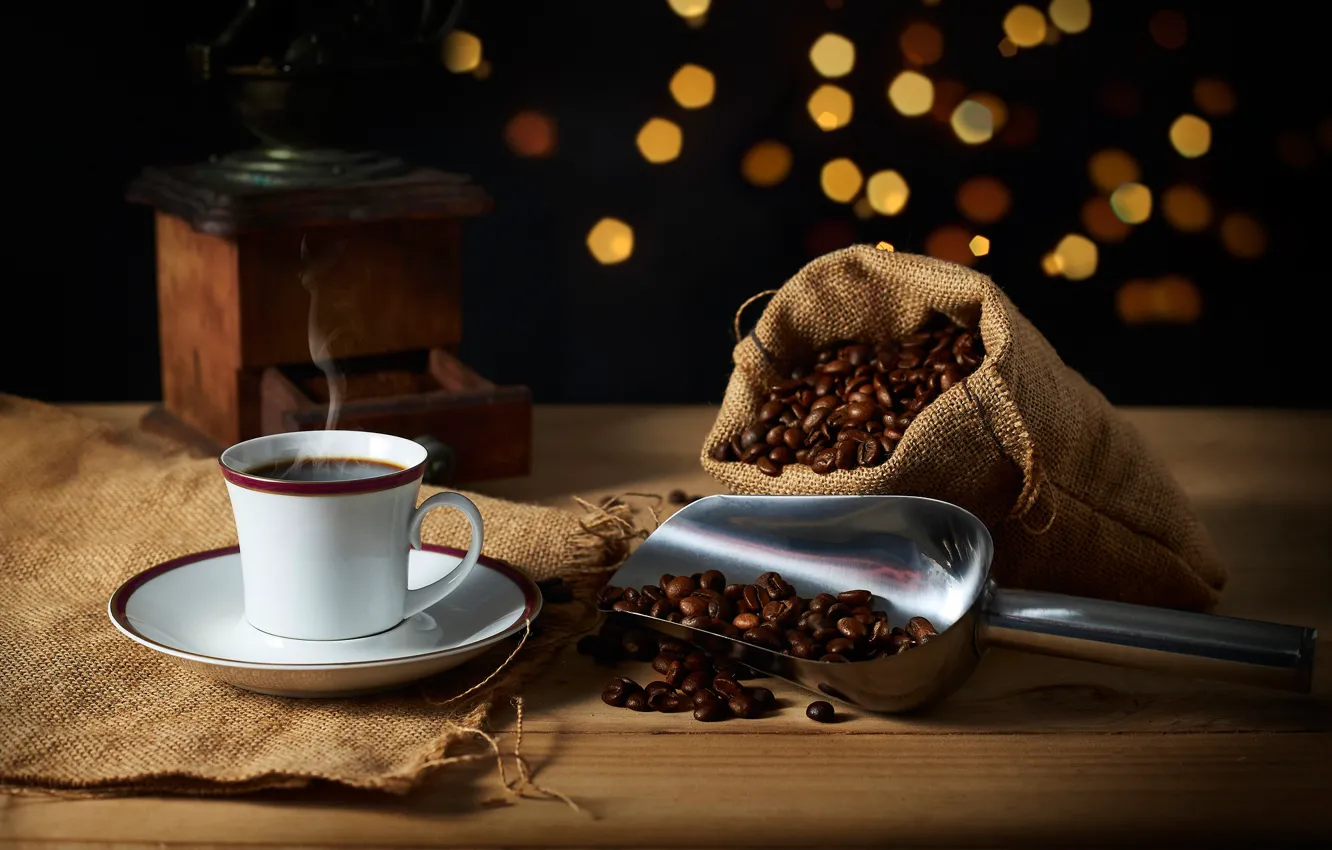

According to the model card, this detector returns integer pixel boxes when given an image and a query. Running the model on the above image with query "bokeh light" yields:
[876,241,895,251]
[1041,252,1064,276]
[741,141,793,187]
[1170,114,1212,158]
[969,93,1008,131]
[1220,213,1268,258]
[472,60,492,80]
[1043,25,1062,45]
[1193,78,1236,117]
[808,84,853,130]
[956,176,1011,224]
[1003,5,1048,48]
[587,218,634,265]
[998,38,1018,58]
[852,197,875,220]
[1109,182,1153,224]
[1162,184,1213,232]
[930,80,967,122]
[866,170,910,215]
[1277,132,1316,168]
[667,0,709,18]
[670,64,716,109]
[969,235,991,257]
[1150,10,1187,49]
[810,33,856,78]
[1048,0,1092,34]
[1117,276,1201,324]
[1053,234,1098,280]
[951,100,995,144]
[636,118,683,164]
[820,158,863,203]
[900,21,944,65]
[1088,148,1140,192]
[504,111,557,158]
[1000,105,1039,146]
[442,30,482,73]
[1081,197,1131,243]
[925,225,976,267]
[888,71,935,117]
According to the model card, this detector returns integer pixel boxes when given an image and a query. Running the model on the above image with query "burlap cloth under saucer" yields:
[0,396,636,797]
[702,245,1226,611]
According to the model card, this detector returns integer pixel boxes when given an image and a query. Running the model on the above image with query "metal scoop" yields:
[600,495,1317,712]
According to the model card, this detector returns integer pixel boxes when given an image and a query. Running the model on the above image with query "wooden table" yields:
[4,405,1331,847]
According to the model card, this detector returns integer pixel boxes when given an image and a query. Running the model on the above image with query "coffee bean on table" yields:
[806,701,835,723]
[624,691,650,711]
[668,488,689,504]
[728,694,760,719]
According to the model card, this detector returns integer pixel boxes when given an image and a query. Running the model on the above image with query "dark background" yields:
[5,0,1330,407]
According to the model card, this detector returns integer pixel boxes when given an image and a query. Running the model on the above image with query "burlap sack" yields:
[701,245,1226,611]
[0,395,630,796]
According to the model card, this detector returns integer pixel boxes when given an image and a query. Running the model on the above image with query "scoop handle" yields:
[977,586,1317,693]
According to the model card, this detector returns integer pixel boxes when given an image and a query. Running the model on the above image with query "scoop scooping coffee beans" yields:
[710,313,984,477]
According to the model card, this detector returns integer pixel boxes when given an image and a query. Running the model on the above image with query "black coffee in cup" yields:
[245,457,405,482]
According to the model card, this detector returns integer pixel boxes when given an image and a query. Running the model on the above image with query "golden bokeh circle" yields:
[741,141,794,188]
[925,225,976,267]
[1162,184,1213,232]
[1170,114,1212,158]
[820,158,864,203]
[636,118,683,164]
[951,100,994,144]
[969,235,991,257]
[956,176,1012,224]
[808,84,854,130]
[900,21,944,66]
[670,64,716,109]
[887,71,934,117]
[587,218,634,265]
[1087,148,1140,193]
[442,31,482,73]
[1081,197,1131,243]
[1192,78,1236,117]
[866,170,910,215]
[1220,213,1268,259]
[504,111,557,158]
[810,33,856,78]
[1048,0,1092,34]
[1054,234,1098,280]
[1003,5,1048,48]
[1109,182,1153,224]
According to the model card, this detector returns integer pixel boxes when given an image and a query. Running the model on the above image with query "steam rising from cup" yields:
[300,234,346,432]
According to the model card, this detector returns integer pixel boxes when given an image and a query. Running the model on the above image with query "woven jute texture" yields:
[0,396,628,796]
[701,246,1226,610]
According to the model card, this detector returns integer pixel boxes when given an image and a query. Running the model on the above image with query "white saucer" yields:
[108,545,542,698]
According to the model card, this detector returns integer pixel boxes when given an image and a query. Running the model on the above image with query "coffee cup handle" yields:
[403,492,485,618]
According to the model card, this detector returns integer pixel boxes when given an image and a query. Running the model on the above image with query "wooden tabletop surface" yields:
[3,404,1330,847]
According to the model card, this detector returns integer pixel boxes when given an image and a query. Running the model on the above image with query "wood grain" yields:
[153,213,245,447]
[6,404,1328,848]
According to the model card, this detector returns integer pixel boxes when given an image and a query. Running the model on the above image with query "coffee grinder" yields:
[128,0,530,485]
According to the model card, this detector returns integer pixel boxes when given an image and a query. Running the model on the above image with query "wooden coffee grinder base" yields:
[127,164,530,485]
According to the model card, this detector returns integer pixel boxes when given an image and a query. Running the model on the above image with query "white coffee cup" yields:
[219,430,484,641]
